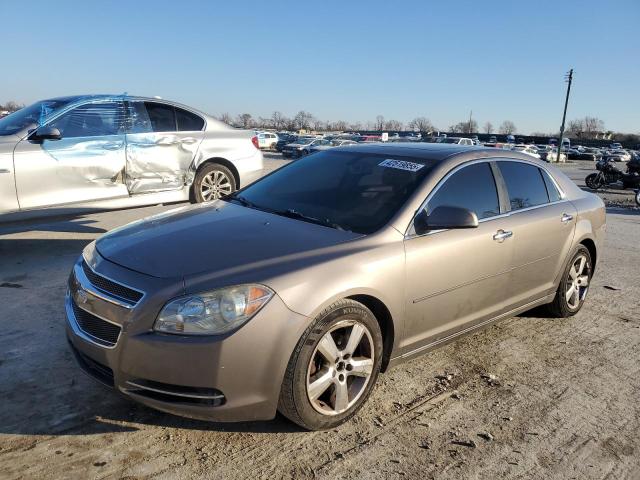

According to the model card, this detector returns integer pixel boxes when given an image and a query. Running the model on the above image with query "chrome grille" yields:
[82,261,143,306]
[71,300,121,347]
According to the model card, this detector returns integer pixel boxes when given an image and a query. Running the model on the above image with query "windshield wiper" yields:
[227,194,260,209]
[277,209,348,231]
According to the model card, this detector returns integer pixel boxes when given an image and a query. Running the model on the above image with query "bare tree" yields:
[271,111,285,130]
[1,101,24,112]
[333,120,348,131]
[449,124,461,133]
[349,121,362,131]
[408,117,434,132]
[236,113,254,129]
[294,110,313,131]
[312,116,324,132]
[218,112,232,125]
[483,121,493,134]
[374,115,385,131]
[499,120,517,134]
[584,116,605,137]
[384,119,403,131]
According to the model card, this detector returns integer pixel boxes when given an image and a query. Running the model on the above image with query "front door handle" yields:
[180,137,198,145]
[101,142,123,151]
[493,229,513,242]
[561,213,574,223]
[0,169,10,174]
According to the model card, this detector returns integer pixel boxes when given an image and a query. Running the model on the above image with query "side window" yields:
[427,162,500,220]
[498,161,550,210]
[48,101,126,138]
[175,107,204,131]
[145,102,177,132]
[540,168,562,202]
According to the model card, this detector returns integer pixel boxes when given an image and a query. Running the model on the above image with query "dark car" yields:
[281,138,331,158]
[275,133,298,152]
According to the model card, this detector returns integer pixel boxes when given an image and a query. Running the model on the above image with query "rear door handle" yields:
[0,169,10,174]
[561,213,574,223]
[493,229,513,242]
[180,137,198,145]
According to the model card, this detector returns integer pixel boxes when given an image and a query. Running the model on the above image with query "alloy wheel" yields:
[306,320,375,416]
[200,170,233,201]
[566,253,591,310]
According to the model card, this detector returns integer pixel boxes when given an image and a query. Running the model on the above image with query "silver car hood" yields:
[0,134,21,150]
[95,201,362,279]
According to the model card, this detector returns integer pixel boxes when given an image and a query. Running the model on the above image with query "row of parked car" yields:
[257,130,638,165]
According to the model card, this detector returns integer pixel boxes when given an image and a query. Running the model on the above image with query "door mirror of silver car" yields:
[414,206,479,235]
[32,126,62,141]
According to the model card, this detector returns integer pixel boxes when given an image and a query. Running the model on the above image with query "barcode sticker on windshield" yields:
[378,159,425,172]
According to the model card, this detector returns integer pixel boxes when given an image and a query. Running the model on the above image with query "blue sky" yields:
[1,0,638,133]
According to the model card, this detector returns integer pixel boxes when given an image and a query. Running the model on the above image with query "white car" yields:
[256,132,279,150]
[512,145,541,159]
[0,95,263,221]
[435,137,475,146]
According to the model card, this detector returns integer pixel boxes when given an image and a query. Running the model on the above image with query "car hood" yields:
[0,134,20,150]
[95,201,362,279]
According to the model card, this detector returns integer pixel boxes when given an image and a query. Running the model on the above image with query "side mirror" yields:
[414,206,479,235]
[32,126,62,141]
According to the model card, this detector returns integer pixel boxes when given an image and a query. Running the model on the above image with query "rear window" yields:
[176,107,204,131]
[145,102,176,132]
[540,169,562,202]
[498,161,549,211]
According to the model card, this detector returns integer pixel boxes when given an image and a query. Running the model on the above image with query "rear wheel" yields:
[545,245,592,318]
[278,299,383,430]
[193,164,236,203]
[585,173,603,190]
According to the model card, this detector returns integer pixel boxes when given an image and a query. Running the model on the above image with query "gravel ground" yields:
[0,154,638,479]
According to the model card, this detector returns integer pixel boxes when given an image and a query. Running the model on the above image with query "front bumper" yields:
[65,256,310,422]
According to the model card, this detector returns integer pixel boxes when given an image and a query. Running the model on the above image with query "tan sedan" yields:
[66,143,605,430]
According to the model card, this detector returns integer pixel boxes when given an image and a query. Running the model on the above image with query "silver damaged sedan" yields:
[0,95,263,220]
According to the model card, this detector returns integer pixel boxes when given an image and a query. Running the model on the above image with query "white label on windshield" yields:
[378,159,425,172]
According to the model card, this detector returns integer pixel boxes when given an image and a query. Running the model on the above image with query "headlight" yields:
[154,285,273,335]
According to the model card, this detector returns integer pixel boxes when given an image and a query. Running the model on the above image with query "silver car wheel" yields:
[306,320,375,416]
[566,253,590,310]
[200,170,233,201]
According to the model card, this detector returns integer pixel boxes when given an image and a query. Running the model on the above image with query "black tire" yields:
[302,149,309,156]
[544,245,593,318]
[278,299,383,430]
[585,173,603,190]
[192,163,236,203]
[635,190,640,207]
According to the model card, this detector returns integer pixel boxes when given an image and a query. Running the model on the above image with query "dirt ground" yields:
[0,156,638,479]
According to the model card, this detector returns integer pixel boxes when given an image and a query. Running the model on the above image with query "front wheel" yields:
[635,190,640,206]
[193,164,236,203]
[544,245,592,318]
[278,299,383,430]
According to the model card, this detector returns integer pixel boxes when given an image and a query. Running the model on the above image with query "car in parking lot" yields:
[435,136,474,146]
[309,139,358,153]
[66,143,605,430]
[281,137,331,158]
[0,95,263,219]
[275,133,298,152]
[257,132,279,149]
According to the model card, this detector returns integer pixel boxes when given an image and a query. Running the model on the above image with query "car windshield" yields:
[0,99,75,135]
[229,151,435,234]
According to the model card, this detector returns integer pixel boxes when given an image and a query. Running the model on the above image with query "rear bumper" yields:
[65,257,310,422]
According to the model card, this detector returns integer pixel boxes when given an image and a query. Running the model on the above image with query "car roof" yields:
[331,142,539,164]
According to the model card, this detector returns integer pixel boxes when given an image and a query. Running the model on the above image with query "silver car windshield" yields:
[0,99,75,135]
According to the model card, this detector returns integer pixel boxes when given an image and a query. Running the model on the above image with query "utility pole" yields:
[468,110,473,134]
[556,69,573,162]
